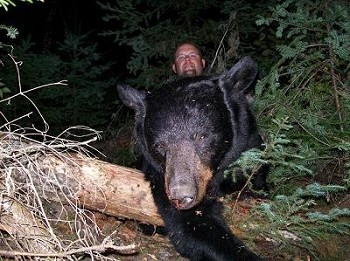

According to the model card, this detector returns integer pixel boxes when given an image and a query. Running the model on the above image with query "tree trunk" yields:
[30,153,164,226]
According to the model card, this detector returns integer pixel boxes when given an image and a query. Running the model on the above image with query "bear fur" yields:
[117,57,266,261]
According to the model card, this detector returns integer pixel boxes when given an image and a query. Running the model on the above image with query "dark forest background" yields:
[1,0,349,259]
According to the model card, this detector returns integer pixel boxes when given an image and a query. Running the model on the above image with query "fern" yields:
[225,117,314,190]
[0,0,15,11]
[0,24,18,39]
[250,183,350,258]
[0,0,43,11]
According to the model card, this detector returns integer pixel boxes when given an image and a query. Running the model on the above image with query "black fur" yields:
[118,57,266,261]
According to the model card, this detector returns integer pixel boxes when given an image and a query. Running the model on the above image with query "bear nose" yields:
[168,180,197,209]
[171,196,195,209]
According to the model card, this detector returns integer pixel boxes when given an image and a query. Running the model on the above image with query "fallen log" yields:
[24,153,164,226]
[2,129,163,226]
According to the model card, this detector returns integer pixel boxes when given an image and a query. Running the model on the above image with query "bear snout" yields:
[168,180,197,210]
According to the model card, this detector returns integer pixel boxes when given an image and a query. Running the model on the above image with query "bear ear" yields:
[117,84,147,113]
[219,56,258,97]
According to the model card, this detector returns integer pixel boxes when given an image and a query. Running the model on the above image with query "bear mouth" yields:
[170,196,198,210]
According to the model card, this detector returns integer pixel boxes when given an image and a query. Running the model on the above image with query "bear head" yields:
[117,57,259,210]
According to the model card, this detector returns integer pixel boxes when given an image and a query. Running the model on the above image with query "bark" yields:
[31,153,164,226]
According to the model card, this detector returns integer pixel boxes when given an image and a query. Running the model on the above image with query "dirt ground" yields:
[86,195,350,261]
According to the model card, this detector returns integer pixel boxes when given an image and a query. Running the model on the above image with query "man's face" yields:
[172,44,206,77]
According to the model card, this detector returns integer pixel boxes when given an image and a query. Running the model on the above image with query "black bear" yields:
[117,57,265,261]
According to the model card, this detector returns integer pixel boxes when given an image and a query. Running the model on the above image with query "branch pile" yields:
[0,129,160,259]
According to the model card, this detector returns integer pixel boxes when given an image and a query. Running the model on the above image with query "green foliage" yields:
[99,0,249,88]
[53,31,116,129]
[1,0,43,47]
[0,0,15,10]
[253,184,349,258]
[261,183,347,225]
[3,38,62,87]
[229,117,313,184]
[223,3,350,256]
[0,25,18,38]
[307,207,350,222]
[98,0,282,89]
[239,1,350,256]
[0,32,116,135]
[0,0,43,11]
[253,0,349,185]
[255,0,350,81]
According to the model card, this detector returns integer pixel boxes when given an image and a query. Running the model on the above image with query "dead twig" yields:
[0,242,140,258]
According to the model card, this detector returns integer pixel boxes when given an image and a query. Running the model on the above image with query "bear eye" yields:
[199,135,206,140]
[191,133,207,141]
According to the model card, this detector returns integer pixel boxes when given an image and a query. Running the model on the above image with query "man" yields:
[172,42,206,77]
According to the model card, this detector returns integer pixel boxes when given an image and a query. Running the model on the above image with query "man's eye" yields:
[176,55,185,61]
[176,52,199,61]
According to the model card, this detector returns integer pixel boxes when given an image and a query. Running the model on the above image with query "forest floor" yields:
[85,135,350,261]
[82,194,350,261]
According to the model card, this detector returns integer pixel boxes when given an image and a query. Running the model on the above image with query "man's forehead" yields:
[176,44,200,54]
